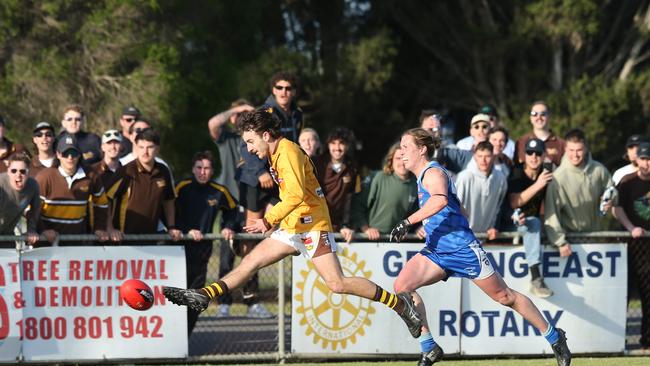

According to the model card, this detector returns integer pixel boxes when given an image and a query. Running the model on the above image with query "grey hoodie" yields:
[455,162,508,232]
[544,152,612,247]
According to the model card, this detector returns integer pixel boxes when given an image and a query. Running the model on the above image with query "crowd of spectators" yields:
[0,72,648,343]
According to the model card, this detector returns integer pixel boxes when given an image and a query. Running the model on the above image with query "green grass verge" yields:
[227,357,649,366]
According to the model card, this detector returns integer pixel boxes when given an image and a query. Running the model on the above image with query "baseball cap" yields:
[102,129,123,144]
[56,133,81,154]
[33,121,54,133]
[122,106,141,117]
[470,113,491,125]
[626,134,649,148]
[638,142,650,158]
[525,138,545,154]
[479,104,498,117]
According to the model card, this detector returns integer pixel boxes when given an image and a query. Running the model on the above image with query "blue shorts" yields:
[420,241,494,280]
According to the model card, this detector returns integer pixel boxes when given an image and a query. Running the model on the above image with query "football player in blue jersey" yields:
[390,128,571,366]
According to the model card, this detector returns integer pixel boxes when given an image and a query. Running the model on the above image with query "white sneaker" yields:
[216,304,231,318]
[247,303,273,319]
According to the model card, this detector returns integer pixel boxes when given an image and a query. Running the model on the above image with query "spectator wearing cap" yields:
[0,152,41,248]
[35,133,113,245]
[56,104,102,166]
[314,127,361,242]
[107,129,181,241]
[544,129,613,257]
[515,101,565,166]
[456,113,490,151]
[479,104,516,159]
[30,122,56,177]
[0,115,26,173]
[455,141,508,240]
[452,126,514,179]
[613,134,649,185]
[92,129,124,191]
[614,142,650,349]
[507,138,554,297]
[118,106,141,158]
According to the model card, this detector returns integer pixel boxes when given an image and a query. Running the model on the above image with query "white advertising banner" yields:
[292,243,461,354]
[0,249,22,361]
[461,243,627,355]
[291,243,627,356]
[19,246,187,361]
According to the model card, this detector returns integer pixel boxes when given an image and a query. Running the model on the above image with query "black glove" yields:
[389,219,411,243]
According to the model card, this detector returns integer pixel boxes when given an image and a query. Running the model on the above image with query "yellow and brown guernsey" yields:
[264,138,332,233]
[35,166,108,234]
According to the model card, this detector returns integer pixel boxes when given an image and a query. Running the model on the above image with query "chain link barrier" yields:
[0,231,646,361]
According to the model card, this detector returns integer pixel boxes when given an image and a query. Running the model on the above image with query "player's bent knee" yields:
[494,288,516,307]
[325,279,346,294]
[393,276,413,293]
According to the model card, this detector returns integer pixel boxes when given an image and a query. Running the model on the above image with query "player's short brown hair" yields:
[236,108,282,138]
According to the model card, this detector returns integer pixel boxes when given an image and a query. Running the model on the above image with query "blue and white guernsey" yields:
[417,161,477,253]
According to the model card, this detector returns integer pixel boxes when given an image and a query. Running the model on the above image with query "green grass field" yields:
[229,358,650,366]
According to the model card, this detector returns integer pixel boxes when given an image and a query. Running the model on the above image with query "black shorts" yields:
[239,182,280,212]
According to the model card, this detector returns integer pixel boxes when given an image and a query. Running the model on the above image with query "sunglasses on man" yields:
[9,168,27,175]
[473,124,489,130]
[274,85,293,92]
[34,131,54,138]
[526,151,543,157]
[61,150,81,159]
[530,111,548,117]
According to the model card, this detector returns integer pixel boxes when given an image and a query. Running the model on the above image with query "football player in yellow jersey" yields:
[164,108,423,338]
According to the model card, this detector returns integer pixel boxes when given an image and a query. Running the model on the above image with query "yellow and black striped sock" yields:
[200,280,229,299]
[372,285,403,313]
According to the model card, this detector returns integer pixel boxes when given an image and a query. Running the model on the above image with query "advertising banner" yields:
[460,244,627,355]
[292,243,461,354]
[0,250,22,362]
[18,246,187,361]
[291,243,627,355]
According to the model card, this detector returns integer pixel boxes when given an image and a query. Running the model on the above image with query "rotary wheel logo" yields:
[295,248,376,350]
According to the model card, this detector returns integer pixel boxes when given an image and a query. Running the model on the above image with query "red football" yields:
[120,279,154,311]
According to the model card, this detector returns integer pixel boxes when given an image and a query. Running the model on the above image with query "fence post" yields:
[278,257,286,364]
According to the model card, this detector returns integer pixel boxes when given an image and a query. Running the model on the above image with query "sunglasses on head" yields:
[62,149,80,159]
[473,124,489,130]
[134,127,150,134]
[526,150,543,156]
[64,117,83,122]
[9,168,27,175]
[530,111,548,117]
[34,131,54,138]
[273,85,293,92]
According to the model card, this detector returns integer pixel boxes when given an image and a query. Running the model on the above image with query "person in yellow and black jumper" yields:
[164,108,422,340]
[34,133,117,245]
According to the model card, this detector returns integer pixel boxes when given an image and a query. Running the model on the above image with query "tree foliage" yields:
[0,0,648,174]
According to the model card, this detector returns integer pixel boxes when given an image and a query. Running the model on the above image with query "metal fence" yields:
[0,231,646,362]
